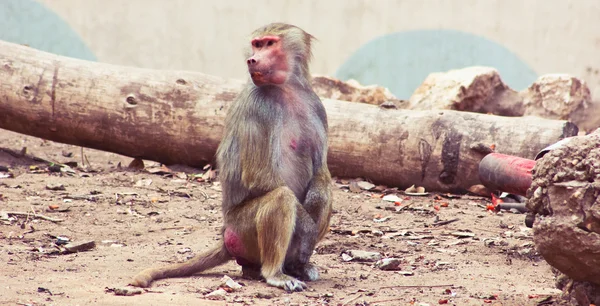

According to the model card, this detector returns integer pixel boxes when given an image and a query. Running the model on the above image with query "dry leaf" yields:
[128,158,145,170]
[349,181,361,193]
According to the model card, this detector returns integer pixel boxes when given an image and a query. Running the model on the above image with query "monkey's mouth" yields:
[249,71,270,85]
[250,70,285,86]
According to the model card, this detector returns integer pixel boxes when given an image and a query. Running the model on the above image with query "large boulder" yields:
[408,66,523,116]
[408,67,599,132]
[522,74,596,131]
[526,129,600,303]
[311,75,407,107]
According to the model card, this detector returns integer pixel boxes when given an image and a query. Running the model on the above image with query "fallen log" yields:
[0,40,578,192]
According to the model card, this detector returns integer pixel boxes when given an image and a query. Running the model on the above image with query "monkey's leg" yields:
[284,205,320,281]
[256,187,307,292]
[284,168,333,281]
[226,186,307,292]
[241,265,263,280]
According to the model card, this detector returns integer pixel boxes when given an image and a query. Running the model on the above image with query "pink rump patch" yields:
[224,227,246,258]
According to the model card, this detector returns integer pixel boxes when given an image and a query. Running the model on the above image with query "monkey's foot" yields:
[297,263,319,281]
[284,262,320,281]
[266,272,307,292]
[130,271,153,288]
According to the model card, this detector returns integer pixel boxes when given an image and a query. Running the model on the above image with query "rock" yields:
[109,287,142,296]
[177,247,191,254]
[556,276,600,305]
[375,258,402,270]
[407,67,600,132]
[408,66,523,116]
[205,288,227,300]
[521,74,596,131]
[343,250,382,262]
[372,230,384,237]
[526,129,600,286]
[221,275,242,290]
[382,194,402,202]
[46,183,66,191]
[311,75,408,107]
[356,181,375,191]
[135,179,153,187]
[467,184,491,196]
[405,185,426,194]
[451,231,475,238]
[61,240,96,254]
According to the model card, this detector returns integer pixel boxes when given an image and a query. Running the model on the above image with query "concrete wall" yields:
[2,0,599,99]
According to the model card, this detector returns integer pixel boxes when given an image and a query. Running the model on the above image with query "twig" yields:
[0,146,26,158]
[84,152,92,168]
[0,146,51,164]
[472,227,503,234]
[369,297,406,304]
[433,218,460,226]
[379,284,453,290]
[341,293,363,306]
[496,203,528,213]
[4,211,64,222]
[398,201,415,211]
[199,190,209,200]
[160,226,186,231]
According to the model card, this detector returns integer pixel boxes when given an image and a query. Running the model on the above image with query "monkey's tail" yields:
[130,242,231,288]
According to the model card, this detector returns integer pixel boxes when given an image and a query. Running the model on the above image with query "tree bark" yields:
[0,40,578,192]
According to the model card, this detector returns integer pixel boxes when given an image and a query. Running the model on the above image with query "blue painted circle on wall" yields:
[0,0,96,61]
[335,29,537,99]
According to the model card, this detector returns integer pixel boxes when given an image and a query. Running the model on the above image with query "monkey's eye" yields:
[266,40,275,47]
[254,41,263,48]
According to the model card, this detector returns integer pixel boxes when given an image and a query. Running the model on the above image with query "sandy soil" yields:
[0,130,562,306]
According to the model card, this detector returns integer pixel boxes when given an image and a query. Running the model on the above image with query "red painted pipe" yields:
[478,153,536,196]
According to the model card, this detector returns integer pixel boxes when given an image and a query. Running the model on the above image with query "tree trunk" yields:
[0,40,578,192]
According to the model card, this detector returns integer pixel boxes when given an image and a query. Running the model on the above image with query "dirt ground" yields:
[0,129,563,306]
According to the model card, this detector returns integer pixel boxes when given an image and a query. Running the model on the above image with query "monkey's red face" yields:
[247,35,289,86]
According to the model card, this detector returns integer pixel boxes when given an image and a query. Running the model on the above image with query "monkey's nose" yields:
[247,58,257,65]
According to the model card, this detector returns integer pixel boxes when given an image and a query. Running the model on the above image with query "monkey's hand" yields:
[266,272,307,292]
[303,168,333,241]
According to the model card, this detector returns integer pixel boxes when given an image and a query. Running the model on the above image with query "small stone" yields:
[110,287,142,296]
[221,275,242,290]
[344,250,382,262]
[372,230,384,237]
[518,248,533,256]
[205,288,227,300]
[61,240,96,254]
[341,253,353,262]
[451,231,475,238]
[376,258,401,270]
[177,247,192,254]
[382,194,402,202]
[357,181,375,190]
[134,179,152,187]
[46,183,66,191]
[405,185,427,195]
[255,292,274,299]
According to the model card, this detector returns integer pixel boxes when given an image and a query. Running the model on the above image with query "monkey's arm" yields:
[302,166,333,242]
